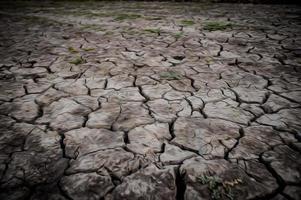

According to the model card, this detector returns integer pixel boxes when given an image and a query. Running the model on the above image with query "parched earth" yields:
[0,1,301,200]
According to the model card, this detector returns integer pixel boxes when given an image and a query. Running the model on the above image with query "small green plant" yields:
[68,47,78,54]
[144,28,161,34]
[159,71,182,80]
[174,32,183,39]
[198,175,221,187]
[146,16,162,20]
[203,21,232,31]
[205,56,213,64]
[121,27,140,35]
[114,13,141,21]
[69,57,85,65]
[181,20,195,26]
[80,24,106,32]
[197,175,240,200]
[82,47,95,52]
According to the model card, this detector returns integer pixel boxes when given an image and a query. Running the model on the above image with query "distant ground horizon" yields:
[2,0,301,4]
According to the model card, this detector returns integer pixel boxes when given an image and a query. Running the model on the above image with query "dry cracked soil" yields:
[0,1,301,200]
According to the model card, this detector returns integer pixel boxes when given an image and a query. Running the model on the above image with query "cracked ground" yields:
[0,1,301,200]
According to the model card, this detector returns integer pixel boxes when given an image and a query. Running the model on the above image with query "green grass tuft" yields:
[181,20,195,26]
[205,56,213,64]
[68,47,78,54]
[203,21,232,31]
[80,24,106,32]
[160,71,182,80]
[146,16,162,21]
[174,32,183,39]
[114,13,142,21]
[82,47,95,52]
[69,57,86,65]
[197,175,241,200]
[144,28,161,34]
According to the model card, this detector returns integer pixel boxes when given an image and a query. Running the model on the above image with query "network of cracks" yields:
[0,1,300,200]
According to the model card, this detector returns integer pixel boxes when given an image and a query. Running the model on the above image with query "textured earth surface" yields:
[0,1,301,200]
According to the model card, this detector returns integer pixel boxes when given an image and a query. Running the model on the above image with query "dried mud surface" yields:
[0,1,300,200]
